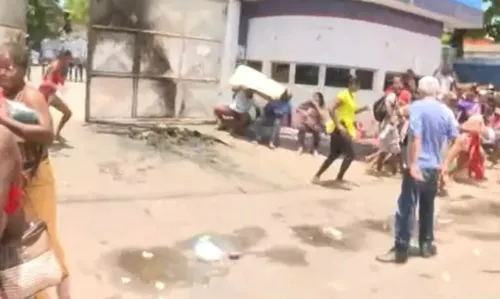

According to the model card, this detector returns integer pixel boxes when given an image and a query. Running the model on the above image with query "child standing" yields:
[370,116,401,174]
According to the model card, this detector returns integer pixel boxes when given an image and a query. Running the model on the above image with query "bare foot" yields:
[311,176,321,184]
[56,134,67,143]
[269,142,276,149]
[215,119,224,130]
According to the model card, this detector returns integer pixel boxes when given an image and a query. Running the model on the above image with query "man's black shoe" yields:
[376,247,409,264]
[420,243,437,258]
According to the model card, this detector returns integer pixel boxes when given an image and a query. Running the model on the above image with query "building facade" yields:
[228,0,484,107]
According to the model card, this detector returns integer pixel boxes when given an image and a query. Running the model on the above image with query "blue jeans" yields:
[394,168,439,249]
[255,117,281,144]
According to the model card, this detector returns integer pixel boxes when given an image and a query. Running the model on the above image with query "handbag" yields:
[0,214,63,298]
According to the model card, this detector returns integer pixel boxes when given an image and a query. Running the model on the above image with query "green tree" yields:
[64,0,89,25]
[27,0,65,46]
[483,0,500,41]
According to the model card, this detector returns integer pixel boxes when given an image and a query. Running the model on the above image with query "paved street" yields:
[30,68,500,298]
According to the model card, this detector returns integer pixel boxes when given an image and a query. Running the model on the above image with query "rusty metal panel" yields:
[176,82,221,118]
[139,36,183,77]
[89,77,134,118]
[136,79,176,117]
[180,40,221,80]
[143,0,185,35]
[87,0,227,122]
[184,0,227,40]
[92,31,135,74]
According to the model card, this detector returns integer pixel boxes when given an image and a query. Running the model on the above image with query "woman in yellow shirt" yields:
[312,77,368,183]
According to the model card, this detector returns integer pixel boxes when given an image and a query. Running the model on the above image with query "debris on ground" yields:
[322,227,344,241]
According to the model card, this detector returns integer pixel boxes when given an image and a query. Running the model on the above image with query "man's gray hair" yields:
[418,76,440,97]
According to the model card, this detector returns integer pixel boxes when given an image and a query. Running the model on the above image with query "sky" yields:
[451,0,486,10]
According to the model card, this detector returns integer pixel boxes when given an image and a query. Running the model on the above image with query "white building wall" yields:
[245,16,442,111]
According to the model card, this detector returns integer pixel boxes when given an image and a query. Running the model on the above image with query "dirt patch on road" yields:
[92,124,287,190]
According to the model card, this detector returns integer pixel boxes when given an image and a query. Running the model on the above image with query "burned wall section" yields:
[87,0,227,121]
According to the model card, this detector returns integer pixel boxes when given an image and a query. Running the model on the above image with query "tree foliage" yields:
[64,0,89,25]
[27,0,65,47]
[483,0,500,41]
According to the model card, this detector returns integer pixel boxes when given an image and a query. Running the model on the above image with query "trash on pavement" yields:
[322,227,344,241]
[142,250,154,259]
[194,235,225,262]
[154,281,166,290]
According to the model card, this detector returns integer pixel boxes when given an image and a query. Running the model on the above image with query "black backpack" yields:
[373,95,387,122]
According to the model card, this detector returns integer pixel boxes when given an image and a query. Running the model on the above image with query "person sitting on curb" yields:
[254,89,292,149]
[213,86,255,136]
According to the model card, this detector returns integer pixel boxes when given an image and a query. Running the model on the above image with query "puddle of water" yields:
[290,225,364,251]
[448,201,500,218]
[103,247,192,295]
[256,246,308,267]
[231,226,267,249]
[174,226,267,253]
[103,227,267,295]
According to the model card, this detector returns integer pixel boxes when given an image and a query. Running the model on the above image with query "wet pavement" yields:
[28,67,500,299]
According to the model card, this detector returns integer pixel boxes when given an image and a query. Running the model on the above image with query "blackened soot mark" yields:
[90,0,177,116]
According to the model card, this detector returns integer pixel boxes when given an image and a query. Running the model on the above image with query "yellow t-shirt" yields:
[326,89,357,137]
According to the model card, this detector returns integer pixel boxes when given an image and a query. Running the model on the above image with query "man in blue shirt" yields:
[377,76,459,264]
[255,89,292,148]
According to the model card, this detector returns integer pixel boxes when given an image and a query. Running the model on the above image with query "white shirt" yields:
[229,90,254,114]
[435,73,454,96]
[385,93,397,106]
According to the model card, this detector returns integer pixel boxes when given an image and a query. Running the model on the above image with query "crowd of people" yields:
[213,64,500,264]
[0,34,498,297]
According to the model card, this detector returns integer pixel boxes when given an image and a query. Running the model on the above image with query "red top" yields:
[43,61,65,86]
[467,133,485,180]
[5,185,22,214]
[385,88,411,105]
[0,89,23,215]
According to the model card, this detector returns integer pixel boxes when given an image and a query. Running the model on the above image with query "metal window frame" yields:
[293,63,321,86]
[324,65,352,88]
[269,61,292,84]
